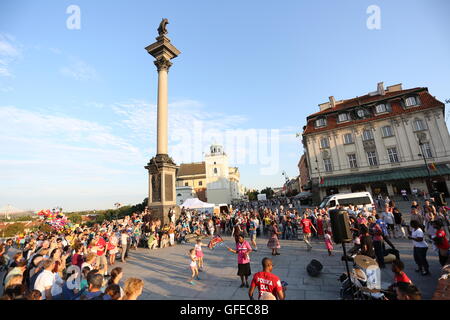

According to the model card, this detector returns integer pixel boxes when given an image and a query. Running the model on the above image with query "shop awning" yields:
[320,164,450,187]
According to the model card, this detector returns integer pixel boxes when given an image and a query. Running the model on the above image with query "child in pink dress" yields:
[195,239,206,271]
[324,231,334,256]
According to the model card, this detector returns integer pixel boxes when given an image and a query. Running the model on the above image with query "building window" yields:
[413,119,426,131]
[343,133,353,144]
[357,109,367,118]
[348,154,358,168]
[381,125,394,137]
[362,129,374,141]
[420,142,433,158]
[387,147,399,163]
[375,104,387,114]
[213,168,218,175]
[405,96,419,107]
[324,159,332,172]
[315,118,326,127]
[320,137,329,148]
[198,181,203,186]
[185,182,189,186]
[367,151,378,166]
[338,113,349,122]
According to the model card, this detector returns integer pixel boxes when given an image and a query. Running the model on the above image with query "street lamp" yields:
[418,137,435,194]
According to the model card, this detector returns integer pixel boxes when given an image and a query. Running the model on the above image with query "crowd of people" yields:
[0,213,148,300]
[1,194,449,300]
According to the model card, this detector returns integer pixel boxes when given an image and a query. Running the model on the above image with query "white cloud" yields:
[0,86,14,93]
[60,57,98,81]
[0,106,145,182]
[0,33,21,77]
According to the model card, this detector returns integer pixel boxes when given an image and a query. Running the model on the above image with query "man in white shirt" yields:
[408,220,430,276]
[34,259,56,300]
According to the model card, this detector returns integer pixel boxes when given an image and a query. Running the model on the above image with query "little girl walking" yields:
[324,231,334,256]
[195,239,206,271]
[188,248,199,285]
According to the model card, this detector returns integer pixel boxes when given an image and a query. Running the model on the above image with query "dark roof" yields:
[303,88,444,135]
[178,162,206,176]
[308,87,423,118]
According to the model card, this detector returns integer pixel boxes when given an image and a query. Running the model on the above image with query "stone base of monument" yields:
[145,154,180,225]
[147,204,180,225]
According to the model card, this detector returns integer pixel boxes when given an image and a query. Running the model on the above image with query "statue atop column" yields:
[157,18,169,36]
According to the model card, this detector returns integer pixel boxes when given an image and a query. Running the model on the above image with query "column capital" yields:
[154,57,173,72]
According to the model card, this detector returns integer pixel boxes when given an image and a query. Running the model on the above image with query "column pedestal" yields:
[145,154,180,224]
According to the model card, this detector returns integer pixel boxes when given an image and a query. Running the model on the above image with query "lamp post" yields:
[418,139,435,195]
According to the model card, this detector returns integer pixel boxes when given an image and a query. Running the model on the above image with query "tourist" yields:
[228,235,252,288]
[324,230,334,256]
[120,230,129,262]
[249,215,258,252]
[104,284,121,300]
[401,189,409,201]
[432,220,449,266]
[248,257,285,300]
[301,213,317,251]
[168,222,176,246]
[396,282,422,300]
[368,216,385,268]
[408,220,430,276]
[392,206,406,239]
[122,278,144,300]
[107,267,124,298]
[33,259,56,300]
[78,273,110,300]
[267,221,281,256]
[382,204,395,238]
[187,248,199,285]
[90,234,108,275]
[359,225,376,259]
[4,260,26,288]
[194,238,206,272]
[107,232,119,266]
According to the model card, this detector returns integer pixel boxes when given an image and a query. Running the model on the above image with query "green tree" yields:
[260,187,274,199]
[246,190,259,201]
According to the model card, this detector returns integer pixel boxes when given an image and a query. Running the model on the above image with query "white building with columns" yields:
[302,83,450,202]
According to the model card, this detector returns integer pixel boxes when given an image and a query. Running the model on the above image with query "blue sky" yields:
[1,0,449,211]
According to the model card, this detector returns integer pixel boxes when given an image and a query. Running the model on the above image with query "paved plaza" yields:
[116,235,442,300]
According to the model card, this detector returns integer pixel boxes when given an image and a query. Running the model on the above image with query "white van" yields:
[319,192,375,211]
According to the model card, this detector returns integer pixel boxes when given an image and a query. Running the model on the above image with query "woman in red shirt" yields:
[432,220,449,266]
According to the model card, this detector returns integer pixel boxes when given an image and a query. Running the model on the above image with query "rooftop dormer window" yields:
[315,118,326,128]
[338,113,349,123]
[375,103,388,114]
[405,96,420,107]
[356,109,369,119]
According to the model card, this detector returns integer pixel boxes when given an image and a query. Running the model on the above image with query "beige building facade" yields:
[302,83,450,202]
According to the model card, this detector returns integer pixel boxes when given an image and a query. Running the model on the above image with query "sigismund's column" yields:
[144,19,181,224]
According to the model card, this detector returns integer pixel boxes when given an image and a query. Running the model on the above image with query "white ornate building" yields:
[302,82,450,201]
[176,144,245,205]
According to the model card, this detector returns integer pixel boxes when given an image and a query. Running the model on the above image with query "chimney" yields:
[386,83,403,93]
[329,96,336,108]
[377,82,385,95]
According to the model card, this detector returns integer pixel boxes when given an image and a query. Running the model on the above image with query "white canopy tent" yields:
[180,198,215,209]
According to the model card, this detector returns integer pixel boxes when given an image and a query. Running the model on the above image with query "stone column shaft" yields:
[157,68,168,155]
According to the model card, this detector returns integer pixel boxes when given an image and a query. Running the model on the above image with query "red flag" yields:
[428,163,437,171]
[208,235,224,249]
[320,177,325,185]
